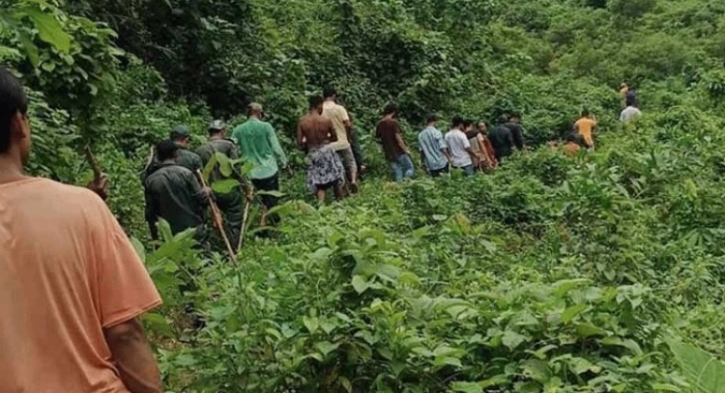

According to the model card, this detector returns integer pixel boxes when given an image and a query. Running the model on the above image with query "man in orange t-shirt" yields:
[574,109,597,150]
[0,68,163,392]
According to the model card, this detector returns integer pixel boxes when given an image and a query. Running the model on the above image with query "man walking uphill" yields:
[232,103,289,231]
[322,88,359,193]
[196,120,246,249]
[418,114,451,177]
[376,103,415,182]
[0,68,163,392]
[297,95,346,202]
[488,116,516,163]
[170,125,203,172]
[145,140,210,243]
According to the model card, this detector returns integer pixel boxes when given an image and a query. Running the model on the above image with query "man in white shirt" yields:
[322,87,359,193]
[444,116,476,177]
[620,97,642,123]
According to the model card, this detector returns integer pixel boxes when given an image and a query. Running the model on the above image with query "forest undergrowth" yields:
[4,0,725,391]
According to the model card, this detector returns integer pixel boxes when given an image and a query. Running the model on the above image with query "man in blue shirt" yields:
[417,114,451,177]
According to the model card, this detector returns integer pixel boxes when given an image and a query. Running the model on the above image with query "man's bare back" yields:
[297,113,338,150]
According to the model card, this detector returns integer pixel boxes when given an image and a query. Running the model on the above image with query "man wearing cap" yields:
[196,120,245,249]
[231,103,288,231]
[141,125,203,183]
[170,125,203,173]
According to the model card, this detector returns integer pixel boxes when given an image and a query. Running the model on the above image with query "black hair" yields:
[426,114,438,123]
[323,87,337,99]
[626,96,637,107]
[383,102,398,116]
[509,112,521,120]
[462,119,473,128]
[156,139,179,161]
[0,67,28,154]
[308,95,324,110]
[581,108,590,117]
[451,115,464,127]
[566,132,579,143]
[498,115,509,124]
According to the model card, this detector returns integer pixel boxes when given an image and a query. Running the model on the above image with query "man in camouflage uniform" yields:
[196,120,246,250]
[141,125,203,182]
[144,139,209,243]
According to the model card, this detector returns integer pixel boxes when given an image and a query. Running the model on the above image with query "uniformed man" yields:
[170,125,203,172]
[144,139,209,243]
[141,125,203,182]
[196,120,246,249]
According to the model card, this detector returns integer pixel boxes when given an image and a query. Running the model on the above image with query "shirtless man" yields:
[297,95,345,202]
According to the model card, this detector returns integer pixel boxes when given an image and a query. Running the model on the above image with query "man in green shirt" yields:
[196,120,245,249]
[231,103,288,230]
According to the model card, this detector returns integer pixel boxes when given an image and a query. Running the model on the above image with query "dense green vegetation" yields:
[4,0,725,392]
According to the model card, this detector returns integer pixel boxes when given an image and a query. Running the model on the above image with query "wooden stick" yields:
[238,196,252,250]
[197,170,238,264]
[84,145,102,180]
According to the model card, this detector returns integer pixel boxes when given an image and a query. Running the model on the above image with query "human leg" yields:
[399,154,415,180]
[391,159,403,182]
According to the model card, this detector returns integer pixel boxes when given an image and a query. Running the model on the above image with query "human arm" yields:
[328,121,339,143]
[512,125,525,151]
[266,124,288,169]
[296,122,305,149]
[394,122,411,154]
[143,185,159,241]
[92,200,163,393]
[105,318,162,393]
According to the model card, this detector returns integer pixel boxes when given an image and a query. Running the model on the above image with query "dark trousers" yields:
[430,164,450,178]
[252,172,281,227]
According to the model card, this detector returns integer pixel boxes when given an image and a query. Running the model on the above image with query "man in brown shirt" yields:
[375,103,414,182]
[297,96,346,202]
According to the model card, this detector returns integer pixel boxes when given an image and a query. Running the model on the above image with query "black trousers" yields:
[252,172,280,227]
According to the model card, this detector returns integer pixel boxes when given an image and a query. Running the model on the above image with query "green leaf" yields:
[569,357,602,375]
[25,8,72,53]
[142,313,173,338]
[521,359,551,383]
[668,339,725,393]
[315,341,340,356]
[352,275,369,294]
[211,178,240,194]
[303,316,319,334]
[451,381,483,393]
[561,304,589,323]
[256,190,285,198]
[502,330,527,350]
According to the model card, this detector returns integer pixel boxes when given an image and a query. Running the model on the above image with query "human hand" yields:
[87,173,109,201]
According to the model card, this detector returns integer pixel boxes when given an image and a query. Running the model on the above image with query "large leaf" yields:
[25,8,71,53]
[668,339,725,393]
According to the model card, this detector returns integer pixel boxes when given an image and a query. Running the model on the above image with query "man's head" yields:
[156,139,179,162]
[509,112,521,124]
[581,108,591,118]
[626,96,637,107]
[498,115,509,125]
[477,121,488,133]
[247,102,264,118]
[451,115,464,129]
[323,87,337,101]
[620,83,627,89]
[566,132,581,145]
[208,120,226,136]
[0,67,31,165]
[462,119,473,131]
[170,125,191,147]
[382,102,398,117]
[426,114,438,126]
[309,95,324,114]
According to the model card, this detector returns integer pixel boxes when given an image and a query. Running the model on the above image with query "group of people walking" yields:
[374,104,528,181]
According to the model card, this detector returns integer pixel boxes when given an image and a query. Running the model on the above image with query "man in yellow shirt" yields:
[321,87,359,194]
[573,109,597,150]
